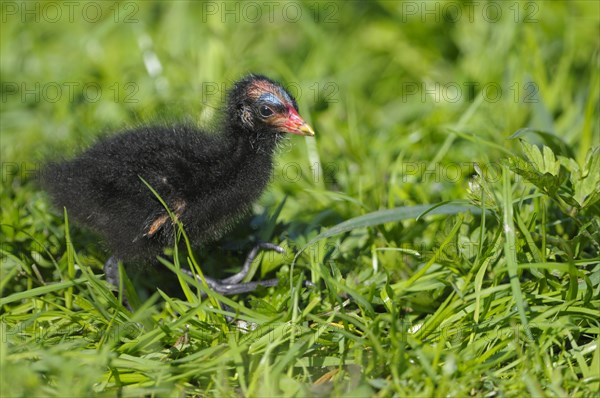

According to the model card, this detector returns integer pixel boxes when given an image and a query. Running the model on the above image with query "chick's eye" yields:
[259,105,274,118]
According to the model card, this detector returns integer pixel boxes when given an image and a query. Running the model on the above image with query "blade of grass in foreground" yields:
[139,176,222,311]
[295,202,482,257]
[0,278,88,306]
[63,208,75,309]
[502,165,533,342]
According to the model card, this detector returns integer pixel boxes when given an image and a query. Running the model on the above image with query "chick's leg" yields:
[104,256,132,310]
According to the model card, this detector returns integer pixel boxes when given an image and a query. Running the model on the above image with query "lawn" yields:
[1,1,599,397]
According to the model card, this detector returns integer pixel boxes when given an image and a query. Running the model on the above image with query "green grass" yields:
[1,1,599,396]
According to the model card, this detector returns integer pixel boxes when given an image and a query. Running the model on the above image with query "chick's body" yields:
[47,125,273,261]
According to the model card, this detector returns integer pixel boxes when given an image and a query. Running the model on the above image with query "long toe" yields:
[222,242,286,285]
[202,278,280,297]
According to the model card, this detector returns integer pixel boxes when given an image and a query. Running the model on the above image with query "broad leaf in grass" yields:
[520,139,561,176]
[509,128,575,159]
[559,146,600,209]
[507,140,562,194]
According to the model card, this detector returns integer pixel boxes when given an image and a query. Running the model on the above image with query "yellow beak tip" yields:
[300,124,315,137]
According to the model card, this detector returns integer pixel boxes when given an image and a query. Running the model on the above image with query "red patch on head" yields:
[246,79,291,107]
[247,80,274,97]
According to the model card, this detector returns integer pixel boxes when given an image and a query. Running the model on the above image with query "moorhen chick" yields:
[43,74,315,303]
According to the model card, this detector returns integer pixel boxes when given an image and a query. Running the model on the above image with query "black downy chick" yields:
[43,74,315,302]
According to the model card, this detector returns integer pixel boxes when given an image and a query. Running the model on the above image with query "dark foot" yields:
[104,256,132,310]
[187,242,285,297]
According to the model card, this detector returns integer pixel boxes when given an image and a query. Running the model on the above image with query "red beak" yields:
[283,109,315,136]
